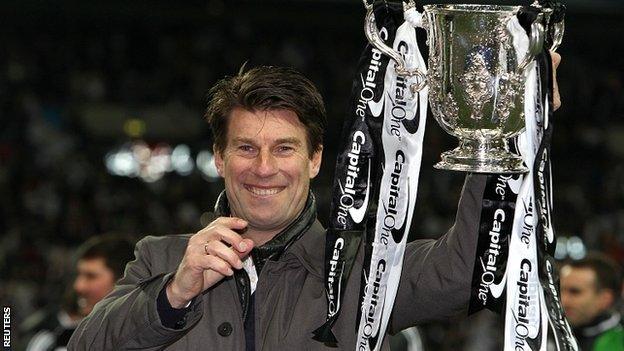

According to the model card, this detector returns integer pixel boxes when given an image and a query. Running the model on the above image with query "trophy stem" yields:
[434,138,528,174]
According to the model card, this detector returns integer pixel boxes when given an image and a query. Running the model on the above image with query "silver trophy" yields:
[365,1,563,173]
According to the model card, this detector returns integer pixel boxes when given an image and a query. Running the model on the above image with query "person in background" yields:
[561,252,624,351]
[72,235,135,316]
[22,235,134,351]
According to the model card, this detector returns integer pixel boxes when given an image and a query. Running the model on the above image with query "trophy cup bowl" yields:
[364,3,561,173]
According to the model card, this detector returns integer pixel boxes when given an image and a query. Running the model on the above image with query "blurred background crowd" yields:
[1,0,623,350]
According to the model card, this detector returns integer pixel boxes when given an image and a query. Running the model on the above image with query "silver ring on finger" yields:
[204,243,210,255]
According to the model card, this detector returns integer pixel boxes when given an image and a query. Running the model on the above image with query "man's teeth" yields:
[248,187,281,196]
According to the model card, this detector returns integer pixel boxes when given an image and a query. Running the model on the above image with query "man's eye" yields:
[568,288,582,295]
[277,145,294,153]
[239,145,254,152]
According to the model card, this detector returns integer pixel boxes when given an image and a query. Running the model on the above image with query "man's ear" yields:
[214,147,225,177]
[309,145,323,179]
[597,289,615,311]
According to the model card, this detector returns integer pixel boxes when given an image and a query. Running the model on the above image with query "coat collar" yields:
[577,311,622,337]
[281,219,326,279]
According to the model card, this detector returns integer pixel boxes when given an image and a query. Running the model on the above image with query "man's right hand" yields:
[166,217,254,308]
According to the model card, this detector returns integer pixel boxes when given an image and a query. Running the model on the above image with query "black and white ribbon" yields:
[313,2,398,344]
[354,6,428,351]
[315,2,427,349]
[461,2,574,349]
[503,10,577,351]
[468,173,520,315]
[533,50,577,351]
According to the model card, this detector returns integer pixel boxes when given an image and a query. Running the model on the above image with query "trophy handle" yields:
[517,21,545,71]
[363,2,427,92]
[549,19,564,52]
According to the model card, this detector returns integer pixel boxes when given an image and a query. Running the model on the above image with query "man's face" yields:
[561,266,612,327]
[73,258,116,315]
[214,108,322,235]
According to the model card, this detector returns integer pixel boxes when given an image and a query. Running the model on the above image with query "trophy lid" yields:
[424,4,522,14]
[423,4,553,16]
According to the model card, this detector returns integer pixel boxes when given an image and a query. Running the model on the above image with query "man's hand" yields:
[552,51,562,111]
[166,217,254,308]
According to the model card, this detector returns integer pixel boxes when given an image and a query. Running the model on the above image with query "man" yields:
[23,235,134,351]
[561,253,624,351]
[72,235,136,316]
[69,60,561,350]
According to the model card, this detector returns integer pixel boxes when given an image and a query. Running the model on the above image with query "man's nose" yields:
[253,149,279,177]
[74,277,85,294]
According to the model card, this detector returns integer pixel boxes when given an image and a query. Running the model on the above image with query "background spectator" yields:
[561,253,624,351]
[19,235,135,351]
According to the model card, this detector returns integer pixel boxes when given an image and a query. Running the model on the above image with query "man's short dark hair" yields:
[205,65,326,156]
[565,253,623,295]
[76,235,135,280]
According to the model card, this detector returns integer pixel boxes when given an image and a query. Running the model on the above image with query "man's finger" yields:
[195,217,248,235]
[551,52,561,69]
[550,51,561,111]
[553,86,561,110]
[235,238,255,259]
[214,227,252,253]
[214,216,248,230]
[203,240,244,270]
[202,255,234,276]
[192,217,248,250]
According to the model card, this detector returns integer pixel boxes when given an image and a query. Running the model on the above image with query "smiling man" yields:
[68,65,557,350]
[214,108,322,244]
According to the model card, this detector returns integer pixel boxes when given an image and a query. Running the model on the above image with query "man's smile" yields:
[244,185,286,197]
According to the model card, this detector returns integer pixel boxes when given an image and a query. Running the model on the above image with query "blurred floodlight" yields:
[196,150,220,181]
[152,144,172,173]
[172,144,195,176]
[554,236,587,260]
[124,118,146,138]
[105,150,139,177]
[138,143,171,183]
[105,142,211,182]
[567,236,587,260]
[554,237,568,260]
[132,141,151,163]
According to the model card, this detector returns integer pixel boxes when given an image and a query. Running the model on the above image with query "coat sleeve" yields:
[68,236,204,350]
[389,174,487,333]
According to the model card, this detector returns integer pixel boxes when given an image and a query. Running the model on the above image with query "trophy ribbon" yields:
[314,2,428,349]
[313,1,397,344]
[502,6,577,351]
[532,49,578,351]
[354,5,428,351]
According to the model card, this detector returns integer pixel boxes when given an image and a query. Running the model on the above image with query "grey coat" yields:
[68,175,486,350]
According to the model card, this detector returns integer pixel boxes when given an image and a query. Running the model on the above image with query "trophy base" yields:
[434,138,528,174]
